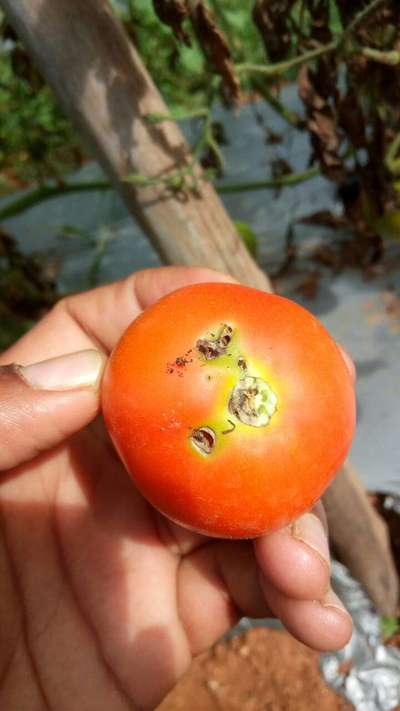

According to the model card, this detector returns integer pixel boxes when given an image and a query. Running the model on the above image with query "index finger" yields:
[0,266,236,365]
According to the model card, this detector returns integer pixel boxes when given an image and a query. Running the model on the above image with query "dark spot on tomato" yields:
[190,426,216,455]
[196,324,233,360]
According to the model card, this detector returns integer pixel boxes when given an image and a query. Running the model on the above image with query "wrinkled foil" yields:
[321,559,400,711]
[383,494,400,516]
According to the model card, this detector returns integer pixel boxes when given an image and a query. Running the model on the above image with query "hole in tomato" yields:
[196,324,233,360]
[190,426,216,455]
[237,356,247,372]
[229,376,278,427]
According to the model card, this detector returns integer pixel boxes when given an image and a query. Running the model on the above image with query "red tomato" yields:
[102,283,355,538]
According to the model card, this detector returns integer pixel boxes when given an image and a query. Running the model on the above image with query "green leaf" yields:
[234,221,258,257]
[329,0,344,37]
[145,107,208,124]
[381,616,400,640]
[123,173,153,185]
[371,210,400,242]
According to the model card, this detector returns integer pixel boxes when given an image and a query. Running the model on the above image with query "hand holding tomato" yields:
[0,267,353,711]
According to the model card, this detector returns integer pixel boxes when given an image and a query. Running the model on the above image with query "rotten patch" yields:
[196,324,233,360]
[237,356,247,372]
[229,376,278,427]
[190,426,216,455]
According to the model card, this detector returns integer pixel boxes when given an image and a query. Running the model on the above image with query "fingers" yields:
[0,350,105,471]
[259,576,352,652]
[178,534,351,656]
[254,502,352,651]
[1,267,237,366]
[178,541,264,655]
[175,496,346,657]
[254,507,330,601]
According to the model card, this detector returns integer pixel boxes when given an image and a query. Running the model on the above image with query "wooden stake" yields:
[1,0,271,291]
[324,463,399,615]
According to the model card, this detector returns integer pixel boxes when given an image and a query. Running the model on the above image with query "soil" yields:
[158,628,353,711]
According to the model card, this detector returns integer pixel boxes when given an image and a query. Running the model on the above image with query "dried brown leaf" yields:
[191,2,240,102]
[265,129,283,145]
[0,229,57,317]
[10,46,44,90]
[338,92,366,148]
[298,66,343,181]
[295,270,320,300]
[297,64,314,105]
[309,114,340,153]
[153,0,191,46]
[312,244,342,270]
[252,0,295,62]
[271,158,292,179]
[308,3,332,46]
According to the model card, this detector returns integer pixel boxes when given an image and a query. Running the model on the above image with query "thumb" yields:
[0,349,106,471]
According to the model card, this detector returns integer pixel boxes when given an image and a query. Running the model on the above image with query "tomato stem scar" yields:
[229,376,278,427]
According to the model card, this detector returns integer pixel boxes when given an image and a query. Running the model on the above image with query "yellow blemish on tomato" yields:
[188,323,282,458]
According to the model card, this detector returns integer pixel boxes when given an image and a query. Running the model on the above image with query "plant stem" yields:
[251,77,304,129]
[202,112,225,171]
[0,164,321,222]
[216,165,319,193]
[0,180,111,221]
[207,0,235,52]
[342,0,386,41]
[236,42,337,77]
[385,132,400,174]
[361,47,400,66]
[236,0,386,78]
[145,107,209,123]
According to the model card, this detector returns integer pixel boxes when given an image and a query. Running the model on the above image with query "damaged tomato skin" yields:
[102,283,356,539]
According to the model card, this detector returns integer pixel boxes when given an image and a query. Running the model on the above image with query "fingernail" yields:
[19,350,105,391]
[320,588,352,621]
[291,513,330,571]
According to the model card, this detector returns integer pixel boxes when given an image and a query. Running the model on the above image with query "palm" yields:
[0,267,351,711]
[3,414,261,710]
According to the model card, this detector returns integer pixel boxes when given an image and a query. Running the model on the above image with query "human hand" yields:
[0,267,352,711]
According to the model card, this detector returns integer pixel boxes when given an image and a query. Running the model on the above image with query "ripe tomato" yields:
[102,283,355,538]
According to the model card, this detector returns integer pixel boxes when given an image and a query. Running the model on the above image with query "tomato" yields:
[102,283,355,538]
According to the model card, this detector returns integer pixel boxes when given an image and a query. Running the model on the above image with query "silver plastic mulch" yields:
[321,553,400,710]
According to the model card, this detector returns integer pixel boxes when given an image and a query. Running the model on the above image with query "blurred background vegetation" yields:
[1,0,400,348]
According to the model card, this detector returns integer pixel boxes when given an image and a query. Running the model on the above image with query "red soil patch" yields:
[158,628,353,711]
